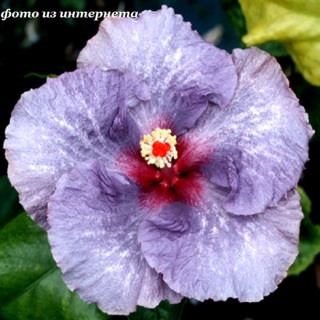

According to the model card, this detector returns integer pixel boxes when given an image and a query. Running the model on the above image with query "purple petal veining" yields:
[5,67,149,229]
[139,189,302,302]
[48,159,181,315]
[78,6,238,135]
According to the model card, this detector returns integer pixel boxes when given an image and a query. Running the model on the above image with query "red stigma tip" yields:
[152,141,171,157]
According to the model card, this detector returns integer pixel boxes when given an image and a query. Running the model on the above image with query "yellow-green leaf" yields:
[239,0,320,86]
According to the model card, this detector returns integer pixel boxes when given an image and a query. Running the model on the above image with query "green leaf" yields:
[239,0,320,86]
[128,299,186,320]
[289,187,320,275]
[59,0,86,11]
[0,213,108,320]
[256,41,288,57]
[24,72,57,79]
[219,0,247,40]
[0,176,22,229]
[297,186,311,218]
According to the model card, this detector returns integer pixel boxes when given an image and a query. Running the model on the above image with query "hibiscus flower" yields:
[4,6,313,316]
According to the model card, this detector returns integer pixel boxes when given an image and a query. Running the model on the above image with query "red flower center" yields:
[120,136,212,211]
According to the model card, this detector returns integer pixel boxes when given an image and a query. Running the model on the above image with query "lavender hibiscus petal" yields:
[78,6,237,134]
[194,47,313,215]
[137,266,182,307]
[48,159,181,315]
[139,188,302,302]
[4,67,150,229]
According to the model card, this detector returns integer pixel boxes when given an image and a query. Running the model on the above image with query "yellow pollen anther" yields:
[140,128,178,168]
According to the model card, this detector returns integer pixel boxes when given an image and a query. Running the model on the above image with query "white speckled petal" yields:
[4,67,150,229]
[78,6,237,134]
[48,159,181,315]
[139,188,302,302]
[192,47,313,215]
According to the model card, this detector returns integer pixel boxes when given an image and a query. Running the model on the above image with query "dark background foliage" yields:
[1,0,320,319]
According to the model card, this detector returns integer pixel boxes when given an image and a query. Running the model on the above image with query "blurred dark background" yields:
[1,0,320,319]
